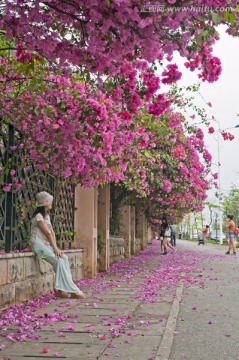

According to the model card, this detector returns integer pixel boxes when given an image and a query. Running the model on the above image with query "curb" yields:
[155,276,185,360]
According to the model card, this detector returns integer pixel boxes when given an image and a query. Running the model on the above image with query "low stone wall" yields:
[109,236,125,264]
[0,249,84,310]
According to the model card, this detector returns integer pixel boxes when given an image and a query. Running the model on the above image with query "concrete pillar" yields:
[98,185,110,272]
[74,186,98,278]
[137,212,147,250]
[131,207,136,255]
[120,206,131,258]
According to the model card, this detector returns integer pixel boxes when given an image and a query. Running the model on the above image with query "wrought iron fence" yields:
[1,121,75,252]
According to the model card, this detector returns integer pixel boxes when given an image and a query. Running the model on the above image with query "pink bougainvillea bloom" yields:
[3,184,12,192]
[42,347,49,353]
[192,307,197,311]
[10,169,16,176]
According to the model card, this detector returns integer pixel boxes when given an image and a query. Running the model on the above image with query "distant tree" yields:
[221,186,239,227]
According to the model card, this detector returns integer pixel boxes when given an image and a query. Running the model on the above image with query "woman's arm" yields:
[37,221,63,257]
[51,229,57,244]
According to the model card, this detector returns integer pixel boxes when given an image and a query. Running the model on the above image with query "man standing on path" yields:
[225,214,236,255]
[170,224,176,247]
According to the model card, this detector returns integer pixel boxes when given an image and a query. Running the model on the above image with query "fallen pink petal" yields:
[99,334,107,340]
[0,344,6,351]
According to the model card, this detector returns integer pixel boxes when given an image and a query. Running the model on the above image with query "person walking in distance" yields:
[159,219,168,254]
[30,191,85,298]
[170,224,176,247]
[202,225,209,244]
[162,227,177,255]
[225,215,236,255]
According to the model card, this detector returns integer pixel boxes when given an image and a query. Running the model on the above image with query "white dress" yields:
[30,213,83,294]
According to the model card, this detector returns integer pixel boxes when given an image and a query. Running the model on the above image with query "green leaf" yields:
[105,0,111,6]
[224,11,235,26]
[60,101,66,109]
[201,30,209,37]
[143,150,152,159]
[211,13,222,24]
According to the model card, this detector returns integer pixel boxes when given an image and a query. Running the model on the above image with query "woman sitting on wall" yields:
[30,191,85,299]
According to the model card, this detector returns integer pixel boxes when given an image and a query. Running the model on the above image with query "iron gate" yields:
[0,121,75,252]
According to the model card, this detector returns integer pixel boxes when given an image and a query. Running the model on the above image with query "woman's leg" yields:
[230,237,236,253]
[55,254,84,294]
[162,238,168,253]
[167,240,176,251]
[33,244,84,296]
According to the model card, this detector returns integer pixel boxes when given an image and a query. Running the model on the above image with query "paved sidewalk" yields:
[0,239,233,360]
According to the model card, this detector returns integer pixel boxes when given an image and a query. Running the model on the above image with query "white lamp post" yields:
[217,129,223,245]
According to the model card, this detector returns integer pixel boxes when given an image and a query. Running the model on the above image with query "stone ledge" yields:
[0,248,84,259]
[0,252,35,259]
[0,249,84,310]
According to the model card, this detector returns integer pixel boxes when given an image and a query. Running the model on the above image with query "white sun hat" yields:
[36,191,53,207]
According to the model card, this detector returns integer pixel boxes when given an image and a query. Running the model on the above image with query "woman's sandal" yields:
[70,292,85,299]
[54,290,69,298]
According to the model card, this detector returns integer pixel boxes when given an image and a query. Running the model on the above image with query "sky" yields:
[173,25,239,209]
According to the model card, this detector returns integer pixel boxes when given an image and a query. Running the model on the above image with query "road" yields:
[169,240,239,360]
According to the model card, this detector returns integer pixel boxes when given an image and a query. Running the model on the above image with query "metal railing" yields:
[1,121,75,252]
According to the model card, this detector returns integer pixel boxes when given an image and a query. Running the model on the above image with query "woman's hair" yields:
[227,215,234,220]
[32,206,47,219]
